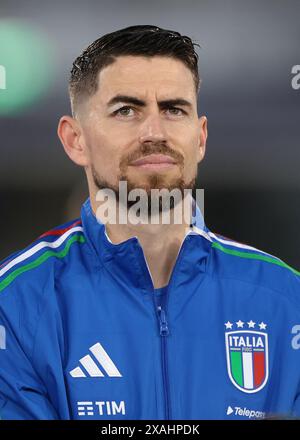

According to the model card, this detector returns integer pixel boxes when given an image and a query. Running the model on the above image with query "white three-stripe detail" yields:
[70,366,86,377]
[0,226,84,278]
[69,342,122,378]
[89,342,122,377]
[79,355,104,377]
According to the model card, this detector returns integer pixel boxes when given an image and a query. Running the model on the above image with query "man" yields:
[0,25,300,420]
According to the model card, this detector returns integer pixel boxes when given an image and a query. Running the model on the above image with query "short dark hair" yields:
[69,25,201,116]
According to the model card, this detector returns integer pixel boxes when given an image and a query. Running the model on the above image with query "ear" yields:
[57,115,89,167]
[197,116,208,163]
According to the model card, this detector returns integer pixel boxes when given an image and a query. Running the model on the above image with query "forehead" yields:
[96,55,196,102]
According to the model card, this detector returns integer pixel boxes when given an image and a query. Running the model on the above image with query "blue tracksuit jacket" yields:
[0,197,300,420]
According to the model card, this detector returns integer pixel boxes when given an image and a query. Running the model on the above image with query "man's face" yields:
[79,55,206,197]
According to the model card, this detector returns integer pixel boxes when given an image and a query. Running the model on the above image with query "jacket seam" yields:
[206,271,300,317]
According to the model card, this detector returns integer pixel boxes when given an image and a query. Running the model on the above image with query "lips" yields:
[130,154,177,166]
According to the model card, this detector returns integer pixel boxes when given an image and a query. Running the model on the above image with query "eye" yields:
[113,106,135,117]
[166,107,186,116]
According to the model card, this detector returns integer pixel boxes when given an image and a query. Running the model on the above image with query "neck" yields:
[91,194,192,289]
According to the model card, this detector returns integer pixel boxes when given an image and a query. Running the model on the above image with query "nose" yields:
[138,112,167,144]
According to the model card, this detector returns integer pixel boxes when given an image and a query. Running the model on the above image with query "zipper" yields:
[138,243,172,419]
[136,232,192,420]
[155,233,192,420]
[157,306,169,336]
[156,304,171,419]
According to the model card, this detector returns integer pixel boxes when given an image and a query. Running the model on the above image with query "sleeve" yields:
[0,287,59,420]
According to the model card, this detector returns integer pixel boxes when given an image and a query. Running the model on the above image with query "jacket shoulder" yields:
[0,218,86,354]
[0,217,85,296]
[208,230,300,305]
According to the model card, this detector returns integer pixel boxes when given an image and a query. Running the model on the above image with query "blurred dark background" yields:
[0,0,299,269]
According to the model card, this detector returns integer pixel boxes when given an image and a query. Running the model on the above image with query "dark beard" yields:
[91,165,196,215]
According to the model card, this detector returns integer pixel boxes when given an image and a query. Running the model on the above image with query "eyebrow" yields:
[107,94,193,109]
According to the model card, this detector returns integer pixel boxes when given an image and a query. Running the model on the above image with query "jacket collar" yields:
[81,196,212,288]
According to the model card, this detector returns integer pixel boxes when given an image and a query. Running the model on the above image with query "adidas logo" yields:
[70,342,122,378]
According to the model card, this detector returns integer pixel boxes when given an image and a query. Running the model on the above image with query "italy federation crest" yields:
[225,320,269,394]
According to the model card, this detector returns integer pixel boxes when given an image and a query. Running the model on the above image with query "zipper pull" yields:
[157,306,169,336]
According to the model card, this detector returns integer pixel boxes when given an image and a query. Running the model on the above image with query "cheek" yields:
[183,156,198,180]
[86,131,117,169]
[183,139,200,172]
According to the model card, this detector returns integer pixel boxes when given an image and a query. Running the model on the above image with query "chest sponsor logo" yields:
[225,320,269,393]
[76,400,125,417]
[226,405,266,419]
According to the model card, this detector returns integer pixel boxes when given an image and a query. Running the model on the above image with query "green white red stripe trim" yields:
[0,226,84,278]
[0,226,85,292]
[208,232,280,258]
[39,219,82,238]
[209,231,300,276]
